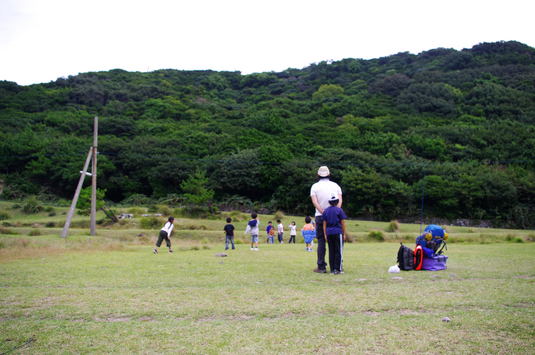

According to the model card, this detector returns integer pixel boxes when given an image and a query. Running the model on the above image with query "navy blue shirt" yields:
[224,224,235,236]
[322,206,347,235]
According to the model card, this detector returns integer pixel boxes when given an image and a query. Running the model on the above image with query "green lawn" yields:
[1,240,534,354]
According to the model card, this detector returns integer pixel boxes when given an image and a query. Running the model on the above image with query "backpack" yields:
[397,243,415,271]
[416,224,448,255]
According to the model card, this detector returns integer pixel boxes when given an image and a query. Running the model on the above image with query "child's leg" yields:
[156,231,165,248]
[164,234,172,252]
[339,236,344,271]
[225,235,229,250]
[327,235,336,272]
[231,236,235,249]
[332,234,342,272]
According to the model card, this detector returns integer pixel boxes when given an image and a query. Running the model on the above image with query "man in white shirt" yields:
[310,166,342,273]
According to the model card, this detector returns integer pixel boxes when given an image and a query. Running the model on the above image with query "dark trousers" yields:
[327,233,343,272]
[315,216,327,270]
[156,230,171,248]
[225,235,235,250]
[288,235,296,243]
[278,233,284,243]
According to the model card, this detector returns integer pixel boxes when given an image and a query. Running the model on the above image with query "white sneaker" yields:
[254,248,259,251]
[250,247,254,250]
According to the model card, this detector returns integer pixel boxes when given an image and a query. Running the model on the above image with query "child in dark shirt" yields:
[322,195,347,274]
[223,217,235,250]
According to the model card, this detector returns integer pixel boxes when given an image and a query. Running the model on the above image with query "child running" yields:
[154,217,174,254]
[245,213,260,251]
[301,216,316,252]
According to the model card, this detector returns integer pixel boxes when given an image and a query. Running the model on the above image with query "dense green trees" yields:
[1,41,535,227]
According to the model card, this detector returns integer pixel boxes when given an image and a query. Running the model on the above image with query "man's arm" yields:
[311,195,323,214]
[337,193,343,208]
[341,219,346,241]
[323,220,327,239]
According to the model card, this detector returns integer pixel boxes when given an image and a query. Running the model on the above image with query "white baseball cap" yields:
[317,166,330,177]
[328,194,339,202]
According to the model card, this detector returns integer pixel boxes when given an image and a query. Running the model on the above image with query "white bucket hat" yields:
[317,166,330,177]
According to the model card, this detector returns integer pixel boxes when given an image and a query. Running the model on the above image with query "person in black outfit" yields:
[223,217,235,250]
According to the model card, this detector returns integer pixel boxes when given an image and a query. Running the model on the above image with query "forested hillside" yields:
[1,41,535,227]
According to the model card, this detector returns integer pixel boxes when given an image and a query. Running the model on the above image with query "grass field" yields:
[1,201,535,354]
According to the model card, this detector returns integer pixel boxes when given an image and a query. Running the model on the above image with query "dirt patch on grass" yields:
[95,316,132,322]
[508,302,534,308]
[0,240,126,263]
[362,308,431,317]
[138,316,154,322]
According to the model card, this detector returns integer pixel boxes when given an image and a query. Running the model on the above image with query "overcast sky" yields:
[1,0,534,85]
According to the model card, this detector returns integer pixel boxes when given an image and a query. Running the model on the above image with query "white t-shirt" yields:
[310,178,342,216]
[161,221,174,235]
[289,224,297,236]
[277,223,284,233]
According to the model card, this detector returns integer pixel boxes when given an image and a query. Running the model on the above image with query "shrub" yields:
[0,227,17,235]
[183,224,207,230]
[274,210,285,220]
[157,205,172,216]
[70,220,90,228]
[127,207,145,215]
[368,230,385,241]
[181,206,212,218]
[44,206,55,213]
[22,197,44,214]
[11,204,21,209]
[122,193,153,206]
[229,210,245,221]
[48,211,57,217]
[140,217,162,229]
[386,220,400,233]
[29,229,41,236]
[45,222,56,228]
[0,211,10,220]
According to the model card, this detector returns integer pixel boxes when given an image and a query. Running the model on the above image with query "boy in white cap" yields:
[310,166,342,273]
[322,195,347,274]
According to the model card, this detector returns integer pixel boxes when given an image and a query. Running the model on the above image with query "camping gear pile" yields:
[397,224,448,271]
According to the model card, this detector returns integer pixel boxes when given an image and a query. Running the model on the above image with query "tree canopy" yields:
[1,41,535,227]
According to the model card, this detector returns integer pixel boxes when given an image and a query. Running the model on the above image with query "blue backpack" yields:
[415,224,448,257]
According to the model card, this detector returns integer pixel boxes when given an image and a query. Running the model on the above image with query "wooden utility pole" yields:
[90,116,98,236]
[61,148,93,238]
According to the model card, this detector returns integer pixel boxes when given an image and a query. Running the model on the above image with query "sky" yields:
[1,0,534,85]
